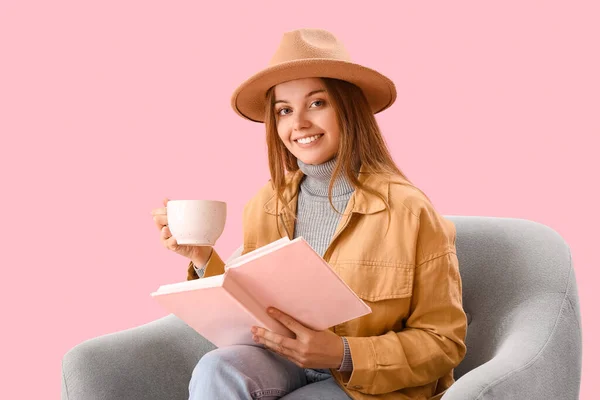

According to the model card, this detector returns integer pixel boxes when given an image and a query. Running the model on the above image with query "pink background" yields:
[1,1,597,398]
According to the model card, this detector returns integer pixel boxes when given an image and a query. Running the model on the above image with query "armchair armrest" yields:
[442,290,581,399]
[61,315,216,400]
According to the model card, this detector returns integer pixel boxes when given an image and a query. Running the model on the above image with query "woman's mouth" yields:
[295,134,324,146]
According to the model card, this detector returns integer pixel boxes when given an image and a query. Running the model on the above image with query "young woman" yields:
[151,29,467,400]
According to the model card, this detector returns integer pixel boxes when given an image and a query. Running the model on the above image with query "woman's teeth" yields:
[296,134,323,144]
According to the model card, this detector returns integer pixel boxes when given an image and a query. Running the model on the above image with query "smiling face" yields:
[273,78,341,165]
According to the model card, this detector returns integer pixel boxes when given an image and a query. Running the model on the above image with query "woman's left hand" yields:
[251,307,345,369]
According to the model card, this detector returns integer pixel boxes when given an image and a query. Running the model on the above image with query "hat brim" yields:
[231,58,397,123]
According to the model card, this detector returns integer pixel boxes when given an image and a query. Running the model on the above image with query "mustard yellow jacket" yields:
[187,168,467,400]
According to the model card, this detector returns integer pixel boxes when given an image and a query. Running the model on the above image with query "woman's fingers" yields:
[151,204,168,230]
[153,214,168,230]
[151,207,167,216]
[153,199,179,252]
[161,225,172,241]
[161,225,180,251]
[164,236,178,251]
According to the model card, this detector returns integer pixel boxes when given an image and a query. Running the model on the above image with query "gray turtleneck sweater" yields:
[194,157,356,372]
[294,158,355,257]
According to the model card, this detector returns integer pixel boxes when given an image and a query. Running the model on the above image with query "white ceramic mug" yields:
[166,200,227,246]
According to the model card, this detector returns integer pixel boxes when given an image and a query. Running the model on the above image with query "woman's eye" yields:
[277,100,323,116]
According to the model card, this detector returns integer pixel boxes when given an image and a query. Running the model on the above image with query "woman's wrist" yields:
[191,246,213,267]
[329,335,345,369]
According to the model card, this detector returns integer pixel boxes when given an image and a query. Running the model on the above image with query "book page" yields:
[152,273,224,295]
[225,237,291,270]
[152,285,268,347]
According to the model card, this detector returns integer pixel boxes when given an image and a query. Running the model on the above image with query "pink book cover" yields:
[151,237,372,348]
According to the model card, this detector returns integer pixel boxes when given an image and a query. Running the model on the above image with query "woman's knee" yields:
[189,345,301,399]
[192,347,238,378]
[189,346,249,395]
[191,345,268,379]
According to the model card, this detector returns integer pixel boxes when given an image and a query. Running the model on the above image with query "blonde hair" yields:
[264,78,419,233]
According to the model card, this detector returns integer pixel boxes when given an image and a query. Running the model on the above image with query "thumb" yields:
[163,197,170,207]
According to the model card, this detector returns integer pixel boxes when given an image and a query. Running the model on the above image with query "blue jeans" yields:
[189,345,352,399]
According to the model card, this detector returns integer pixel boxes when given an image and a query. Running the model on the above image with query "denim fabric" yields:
[189,345,351,399]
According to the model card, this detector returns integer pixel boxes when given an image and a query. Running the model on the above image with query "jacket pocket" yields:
[333,262,415,302]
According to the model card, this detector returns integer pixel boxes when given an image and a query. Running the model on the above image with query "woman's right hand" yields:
[151,197,213,266]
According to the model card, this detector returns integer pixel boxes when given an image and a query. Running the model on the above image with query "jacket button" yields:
[352,385,363,390]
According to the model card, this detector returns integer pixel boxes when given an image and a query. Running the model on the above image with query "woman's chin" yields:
[296,154,335,166]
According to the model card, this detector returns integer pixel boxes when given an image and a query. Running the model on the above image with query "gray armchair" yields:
[62,216,582,399]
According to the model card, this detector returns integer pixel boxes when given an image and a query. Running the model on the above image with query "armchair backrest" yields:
[448,216,581,382]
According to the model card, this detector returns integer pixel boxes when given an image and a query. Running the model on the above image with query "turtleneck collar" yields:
[296,157,355,197]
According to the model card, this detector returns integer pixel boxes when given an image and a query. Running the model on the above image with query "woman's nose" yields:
[292,111,311,131]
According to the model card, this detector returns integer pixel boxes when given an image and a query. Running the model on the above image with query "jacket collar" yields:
[263,165,391,216]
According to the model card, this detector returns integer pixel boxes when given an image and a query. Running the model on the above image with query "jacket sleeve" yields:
[342,207,468,395]
[186,249,226,280]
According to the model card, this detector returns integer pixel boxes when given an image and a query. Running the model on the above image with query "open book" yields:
[151,237,372,347]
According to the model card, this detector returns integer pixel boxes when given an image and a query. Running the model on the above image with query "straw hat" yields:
[231,28,397,123]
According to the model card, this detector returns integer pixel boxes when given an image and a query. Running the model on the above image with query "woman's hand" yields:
[151,197,212,265]
[251,307,345,369]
